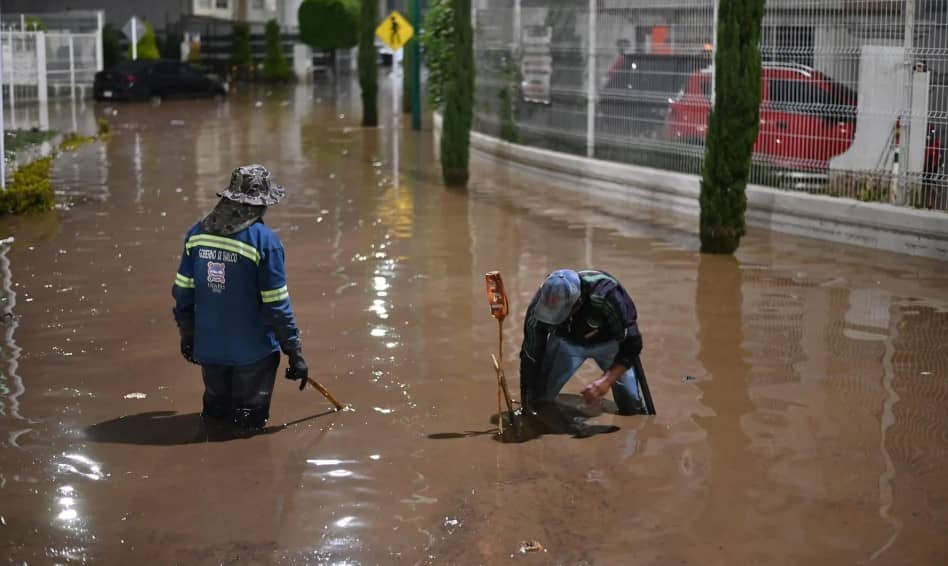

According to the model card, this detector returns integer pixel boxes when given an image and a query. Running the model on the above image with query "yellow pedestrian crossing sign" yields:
[376,11,413,51]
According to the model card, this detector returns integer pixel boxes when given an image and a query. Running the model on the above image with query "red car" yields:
[666,63,942,173]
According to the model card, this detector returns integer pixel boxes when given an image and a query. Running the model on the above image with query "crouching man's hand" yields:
[581,364,625,406]
[581,376,612,405]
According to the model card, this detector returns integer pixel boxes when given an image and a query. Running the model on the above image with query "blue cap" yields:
[534,269,581,325]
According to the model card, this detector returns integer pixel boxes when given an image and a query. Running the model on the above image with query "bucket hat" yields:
[218,164,285,206]
[534,269,581,325]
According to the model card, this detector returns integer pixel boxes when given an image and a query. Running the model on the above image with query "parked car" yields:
[94,60,227,102]
[665,62,941,172]
[599,53,706,139]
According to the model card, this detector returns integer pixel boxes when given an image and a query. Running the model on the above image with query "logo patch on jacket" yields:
[207,262,226,285]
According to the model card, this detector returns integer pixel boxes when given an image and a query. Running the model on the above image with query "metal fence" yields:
[1,29,101,130]
[473,0,948,212]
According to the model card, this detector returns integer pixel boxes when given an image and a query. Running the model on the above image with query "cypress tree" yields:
[358,0,379,127]
[231,23,252,79]
[102,24,121,69]
[262,20,291,82]
[699,0,765,254]
[440,0,474,187]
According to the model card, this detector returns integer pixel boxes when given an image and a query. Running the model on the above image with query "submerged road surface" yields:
[1,84,946,565]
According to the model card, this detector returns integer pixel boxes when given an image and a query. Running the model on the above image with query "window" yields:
[768,79,833,112]
[154,62,180,75]
[253,0,264,8]
[216,0,229,9]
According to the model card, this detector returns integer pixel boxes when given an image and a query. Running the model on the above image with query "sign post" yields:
[122,17,146,61]
[375,12,415,189]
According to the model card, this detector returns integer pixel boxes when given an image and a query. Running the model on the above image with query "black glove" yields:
[285,351,309,390]
[180,334,197,364]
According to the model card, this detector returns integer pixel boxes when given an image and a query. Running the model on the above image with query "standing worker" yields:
[172,165,308,431]
[520,269,646,415]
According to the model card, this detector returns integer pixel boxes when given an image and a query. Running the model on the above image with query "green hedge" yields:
[0,157,55,215]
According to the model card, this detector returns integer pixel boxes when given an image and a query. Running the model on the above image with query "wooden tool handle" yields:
[306,377,344,411]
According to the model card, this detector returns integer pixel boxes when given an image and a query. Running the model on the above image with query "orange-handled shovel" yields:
[485,271,518,435]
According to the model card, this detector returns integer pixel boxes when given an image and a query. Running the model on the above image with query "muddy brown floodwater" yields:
[0,83,946,565]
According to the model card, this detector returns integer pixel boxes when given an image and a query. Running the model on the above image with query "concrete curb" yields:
[434,113,948,261]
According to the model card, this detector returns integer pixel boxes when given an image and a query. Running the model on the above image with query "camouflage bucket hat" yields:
[218,164,286,206]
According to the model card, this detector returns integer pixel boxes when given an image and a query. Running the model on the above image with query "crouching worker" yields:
[520,269,646,416]
[172,164,308,431]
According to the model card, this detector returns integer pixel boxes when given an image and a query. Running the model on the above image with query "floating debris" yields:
[519,541,546,554]
[682,375,697,382]
[123,393,147,400]
[443,517,462,533]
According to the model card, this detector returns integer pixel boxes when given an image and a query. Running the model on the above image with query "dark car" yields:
[598,53,708,140]
[94,60,227,102]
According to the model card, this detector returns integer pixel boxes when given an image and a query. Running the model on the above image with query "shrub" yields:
[24,17,46,31]
[0,158,55,215]
[130,21,161,60]
[421,0,453,108]
[298,0,359,52]
[60,133,97,152]
[97,118,111,137]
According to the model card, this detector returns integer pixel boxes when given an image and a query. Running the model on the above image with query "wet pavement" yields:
[1,82,947,565]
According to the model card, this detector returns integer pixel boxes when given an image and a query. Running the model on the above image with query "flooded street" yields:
[1,82,947,565]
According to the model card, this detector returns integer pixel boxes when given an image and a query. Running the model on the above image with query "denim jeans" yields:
[537,334,643,414]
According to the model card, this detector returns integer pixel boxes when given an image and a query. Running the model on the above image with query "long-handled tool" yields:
[485,271,518,435]
[631,356,656,415]
[305,377,345,411]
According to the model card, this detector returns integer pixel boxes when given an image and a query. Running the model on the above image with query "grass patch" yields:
[3,129,58,155]
[59,133,98,152]
[0,157,54,215]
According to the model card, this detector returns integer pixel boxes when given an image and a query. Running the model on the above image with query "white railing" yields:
[1,29,101,130]
[473,0,948,212]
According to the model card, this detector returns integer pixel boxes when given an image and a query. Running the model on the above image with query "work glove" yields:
[285,350,309,390]
[180,334,197,364]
